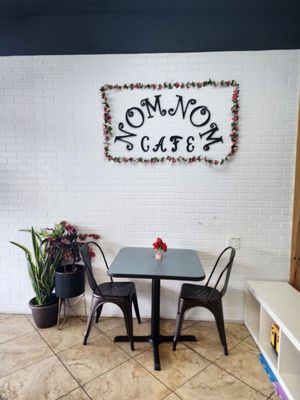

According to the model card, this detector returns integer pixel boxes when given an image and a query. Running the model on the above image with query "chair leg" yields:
[173,299,187,351]
[95,304,103,323]
[122,302,134,351]
[211,300,228,355]
[83,296,101,345]
[132,293,141,323]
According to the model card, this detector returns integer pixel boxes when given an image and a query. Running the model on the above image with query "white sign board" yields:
[101,80,239,165]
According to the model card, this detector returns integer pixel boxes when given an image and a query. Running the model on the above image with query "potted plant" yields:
[10,228,61,328]
[39,221,100,299]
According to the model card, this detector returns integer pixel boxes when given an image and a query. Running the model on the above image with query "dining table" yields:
[108,247,205,370]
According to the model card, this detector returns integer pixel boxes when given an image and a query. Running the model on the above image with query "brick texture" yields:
[0,50,299,320]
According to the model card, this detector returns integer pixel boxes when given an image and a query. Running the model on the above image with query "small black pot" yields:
[29,295,59,329]
[55,264,85,299]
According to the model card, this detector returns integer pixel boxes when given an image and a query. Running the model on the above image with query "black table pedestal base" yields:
[114,334,197,370]
[114,279,198,370]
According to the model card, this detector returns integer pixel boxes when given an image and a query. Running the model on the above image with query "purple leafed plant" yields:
[39,221,100,272]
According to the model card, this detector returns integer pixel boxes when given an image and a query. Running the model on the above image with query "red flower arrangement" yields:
[39,221,100,271]
[153,237,168,253]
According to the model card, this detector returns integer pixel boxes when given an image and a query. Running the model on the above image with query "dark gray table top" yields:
[108,247,205,281]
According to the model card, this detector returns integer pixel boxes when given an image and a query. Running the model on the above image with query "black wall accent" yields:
[0,0,299,56]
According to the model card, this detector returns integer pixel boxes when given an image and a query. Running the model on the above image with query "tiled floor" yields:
[0,314,279,400]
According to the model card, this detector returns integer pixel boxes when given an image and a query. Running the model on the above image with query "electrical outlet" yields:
[228,237,241,249]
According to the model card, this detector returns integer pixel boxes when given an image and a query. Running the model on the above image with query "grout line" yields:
[96,330,136,359]
[178,340,213,363]
[76,357,132,387]
[55,386,92,400]
[161,391,182,400]
[34,326,62,356]
[0,354,56,381]
[171,361,213,393]
[242,335,258,349]
[33,324,93,400]
[54,352,93,399]
[0,316,38,346]
[133,355,174,393]
[182,334,248,363]
[170,337,271,398]
[213,361,271,398]
[24,314,37,326]
[0,330,37,347]
[54,387,89,400]
[131,345,152,358]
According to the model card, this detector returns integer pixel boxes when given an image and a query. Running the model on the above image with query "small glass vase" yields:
[155,251,163,261]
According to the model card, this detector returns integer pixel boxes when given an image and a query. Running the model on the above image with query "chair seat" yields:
[97,281,135,297]
[180,283,221,302]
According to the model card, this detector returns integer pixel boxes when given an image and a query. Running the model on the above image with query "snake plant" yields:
[10,227,61,305]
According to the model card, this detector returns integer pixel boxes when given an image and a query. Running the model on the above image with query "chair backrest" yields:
[80,242,112,293]
[205,246,236,299]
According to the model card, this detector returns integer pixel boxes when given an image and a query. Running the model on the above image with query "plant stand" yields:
[56,293,87,330]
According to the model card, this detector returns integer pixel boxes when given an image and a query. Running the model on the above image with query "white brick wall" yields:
[0,50,299,321]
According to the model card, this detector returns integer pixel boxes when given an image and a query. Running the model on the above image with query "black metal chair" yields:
[80,242,141,350]
[173,246,236,355]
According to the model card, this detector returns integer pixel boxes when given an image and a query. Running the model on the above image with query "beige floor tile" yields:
[0,331,53,378]
[215,342,273,397]
[0,355,78,400]
[160,318,197,335]
[38,316,100,353]
[95,316,126,332]
[0,314,9,320]
[58,334,130,384]
[0,315,35,344]
[59,387,90,400]
[136,342,210,390]
[181,321,242,362]
[84,359,170,400]
[104,319,152,355]
[175,364,267,400]
[243,335,258,348]
[225,322,250,341]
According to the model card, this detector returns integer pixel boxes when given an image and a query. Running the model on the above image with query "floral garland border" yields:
[100,79,239,165]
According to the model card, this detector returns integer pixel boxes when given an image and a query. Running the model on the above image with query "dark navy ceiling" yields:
[0,0,299,56]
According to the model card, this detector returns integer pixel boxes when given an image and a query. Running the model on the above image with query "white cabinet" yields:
[245,281,300,400]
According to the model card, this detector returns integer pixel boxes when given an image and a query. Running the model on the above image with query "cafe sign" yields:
[101,80,239,165]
